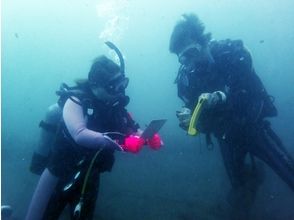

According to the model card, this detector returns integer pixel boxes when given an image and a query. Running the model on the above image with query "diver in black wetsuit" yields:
[169,13,294,219]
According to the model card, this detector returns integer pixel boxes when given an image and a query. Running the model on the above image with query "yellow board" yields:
[188,97,207,136]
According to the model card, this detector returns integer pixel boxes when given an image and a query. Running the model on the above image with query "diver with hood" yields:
[169,13,294,219]
[26,42,163,220]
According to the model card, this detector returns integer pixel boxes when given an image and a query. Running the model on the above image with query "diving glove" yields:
[103,135,123,151]
[199,91,226,108]
[176,107,191,130]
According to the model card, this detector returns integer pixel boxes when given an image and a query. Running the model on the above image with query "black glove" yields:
[198,91,226,108]
[102,135,123,151]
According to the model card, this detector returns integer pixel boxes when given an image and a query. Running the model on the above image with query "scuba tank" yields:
[29,82,90,175]
[30,103,62,175]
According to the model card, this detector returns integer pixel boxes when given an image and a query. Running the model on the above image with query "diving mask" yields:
[178,43,202,65]
[105,74,129,95]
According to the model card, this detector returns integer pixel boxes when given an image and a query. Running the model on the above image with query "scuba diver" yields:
[26,42,163,220]
[169,13,294,219]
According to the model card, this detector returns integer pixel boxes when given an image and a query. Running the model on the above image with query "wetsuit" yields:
[26,84,138,220]
[176,39,294,192]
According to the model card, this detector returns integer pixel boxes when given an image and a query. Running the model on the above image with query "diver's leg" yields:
[218,138,247,188]
[218,139,259,220]
[42,177,69,220]
[250,123,294,191]
[25,169,59,220]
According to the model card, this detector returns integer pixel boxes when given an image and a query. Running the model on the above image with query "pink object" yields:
[147,133,162,150]
[123,135,145,153]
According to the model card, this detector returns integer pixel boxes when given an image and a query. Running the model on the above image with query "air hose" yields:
[73,148,102,219]
[73,132,126,219]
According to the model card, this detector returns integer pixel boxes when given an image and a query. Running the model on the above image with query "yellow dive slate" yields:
[188,97,208,136]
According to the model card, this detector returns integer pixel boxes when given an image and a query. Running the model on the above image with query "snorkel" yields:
[105,41,125,76]
[103,41,129,107]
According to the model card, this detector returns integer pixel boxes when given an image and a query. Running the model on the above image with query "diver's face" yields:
[178,43,208,67]
[90,86,114,103]
[90,72,129,103]
[104,72,129,96]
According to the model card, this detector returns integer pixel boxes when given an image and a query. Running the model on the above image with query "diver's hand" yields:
[103,135,123,151]
[199,91,226,108]
[176,107,191,130]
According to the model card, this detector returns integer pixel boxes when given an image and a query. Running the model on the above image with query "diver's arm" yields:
[63,98,109,149]
[225,45,260,121]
